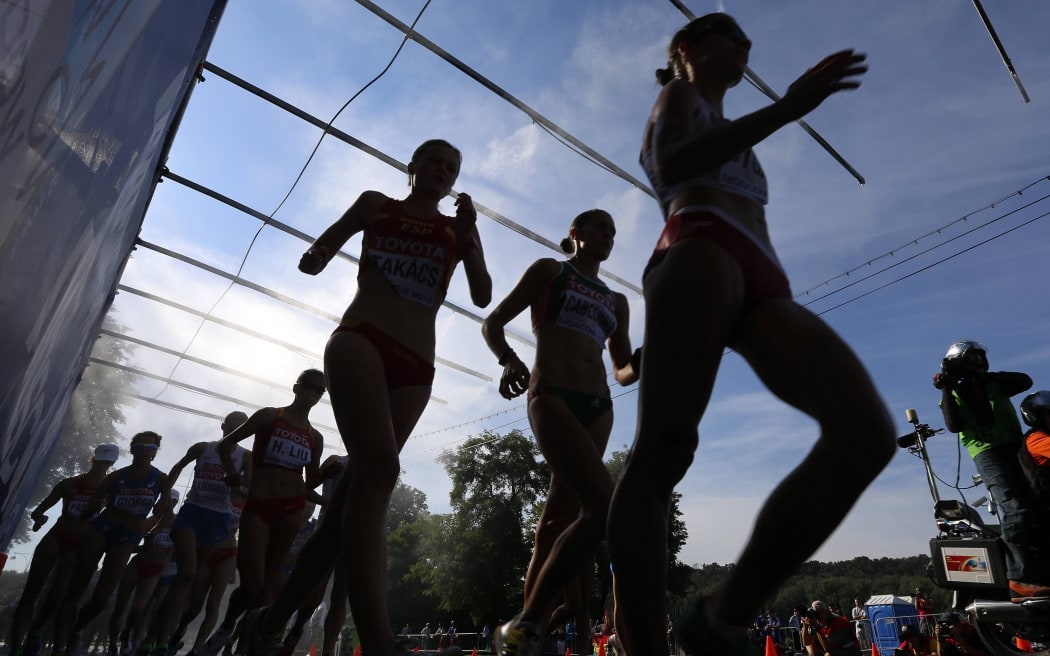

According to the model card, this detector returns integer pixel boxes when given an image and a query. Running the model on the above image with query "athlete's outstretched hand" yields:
[781,49,867,121]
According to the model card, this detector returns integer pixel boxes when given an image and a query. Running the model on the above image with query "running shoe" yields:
[674,597,757,656]
[275,621,302,656]
[69,632,84,656]
[22,633,42,656]
[1009,580,1050,599]
[167,625,188,653]
[197,626,234,656]
[493,618,541,656]
[239,608,283,656]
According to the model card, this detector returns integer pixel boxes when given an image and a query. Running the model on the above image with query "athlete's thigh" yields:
[236,512,270,585]
[632,238,744,453]
[528,398,612,505]
[263,509,305,582]
[389,385,432,451]
[733,298,885,424]
[325,333,398,460]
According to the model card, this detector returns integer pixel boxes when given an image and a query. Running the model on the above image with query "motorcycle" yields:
[898,408,1050,656]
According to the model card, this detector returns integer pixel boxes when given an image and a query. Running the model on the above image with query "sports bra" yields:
[360,198,460,308]
[63,477,100,520]
[251,409,315,473]
[107,466,163,517]
[640,92,768,215]
[185,442,245,513]
[531,261,618,347]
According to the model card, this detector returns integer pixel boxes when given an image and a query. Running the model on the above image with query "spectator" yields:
[787,607,804,653]
[805,601,860,656]
[765,609,781,642]
[400,624,410,639]
[935,341,1049,597]
[898,624,936,656]
[851,598,870,649]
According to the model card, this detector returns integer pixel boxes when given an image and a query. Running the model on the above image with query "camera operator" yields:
[897,624,936,656]
[934,340,1050,597]
[801,601,860,656]
[934,612,988,656]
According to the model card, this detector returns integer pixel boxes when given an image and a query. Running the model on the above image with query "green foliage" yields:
[676,555,948,617]
[412,430,550,625]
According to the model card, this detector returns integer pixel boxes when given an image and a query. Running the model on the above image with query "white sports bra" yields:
[641,92,768,215]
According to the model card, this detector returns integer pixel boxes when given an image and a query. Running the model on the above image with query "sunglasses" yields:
[688,21,749,44]
[132,443,158,450]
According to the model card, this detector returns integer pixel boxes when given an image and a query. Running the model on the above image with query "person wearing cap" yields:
[898,624,936,656]
[803,601,860,656]
[7,444,120,656]
[139,411,253,656]
[934,612,988,656]
[934,340,1049,597]
[54,430,170,656]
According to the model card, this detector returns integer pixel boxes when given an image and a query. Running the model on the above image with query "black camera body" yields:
[802,608,819,621]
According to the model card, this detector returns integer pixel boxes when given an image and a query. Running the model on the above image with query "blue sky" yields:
[28,0,1048,573]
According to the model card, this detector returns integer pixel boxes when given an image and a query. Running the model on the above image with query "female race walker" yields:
[605,13,895,656]
[239,138,491,656]
[197,369,326,656]
[55,432,170,656]
[9,444,119,656]
[482,209,637,656]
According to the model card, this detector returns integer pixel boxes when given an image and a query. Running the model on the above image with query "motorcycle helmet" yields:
[1020,390,1050,431]
[942,340,988,376]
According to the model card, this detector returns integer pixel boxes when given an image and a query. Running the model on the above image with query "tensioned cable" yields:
[90,357,345,448]
[99,326,448,407]
[161,169,536,348]
[354,0,656,199]
[799,192,1050,308]
[402,183,1050,454]
[813,207,1050,316]
[794,176,1050,299]
[194,65,643,296]
[400,386,638,465]
[133,238,492,383]
[148,0,437,400]
[115,282,468,399]
[970,0,1030,103]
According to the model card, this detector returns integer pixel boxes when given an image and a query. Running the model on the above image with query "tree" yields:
[9,313,137,544]
[387,481,441,628]
[411,430,550,625]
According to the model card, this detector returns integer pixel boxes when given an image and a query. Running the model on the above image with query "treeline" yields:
[674,554,948,617]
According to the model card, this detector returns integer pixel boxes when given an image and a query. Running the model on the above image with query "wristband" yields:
[498,348,517,366]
